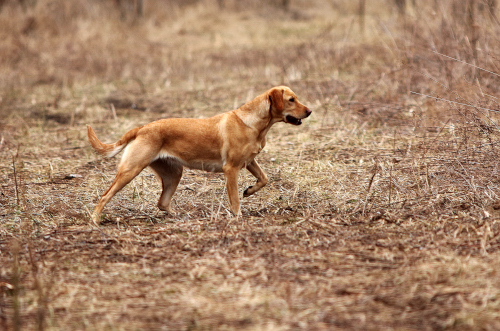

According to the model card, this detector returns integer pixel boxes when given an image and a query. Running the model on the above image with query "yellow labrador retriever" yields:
[87,86,311,221]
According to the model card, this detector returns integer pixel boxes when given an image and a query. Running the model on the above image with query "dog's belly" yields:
[184,160,223,172]
[154,151,223,172]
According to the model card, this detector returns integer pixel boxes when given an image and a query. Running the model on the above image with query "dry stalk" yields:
[0,282,10,331]
[110,103,118,123]
[358,0,366,33]
[28,243,47,331]
[467,0,479,76]
[480,220,491,256]
[12,149,21,209]
[389,164,393,205]
[431,50,500,79]
[11,240,21,331]
[48,162,53,182]
[395,0,406,16]
[362,160,379,215]
[425,162,431,192]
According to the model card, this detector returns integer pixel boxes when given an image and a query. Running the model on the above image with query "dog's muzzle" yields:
[285,108,312,126]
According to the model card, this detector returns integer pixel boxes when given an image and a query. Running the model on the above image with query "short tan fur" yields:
[87,86,311,221]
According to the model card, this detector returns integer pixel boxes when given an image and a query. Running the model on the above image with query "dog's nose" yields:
[305,108,312,117]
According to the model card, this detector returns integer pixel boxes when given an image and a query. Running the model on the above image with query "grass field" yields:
[2,0,500,329]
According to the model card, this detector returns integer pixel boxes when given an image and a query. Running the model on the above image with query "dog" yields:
[87,86,311,221]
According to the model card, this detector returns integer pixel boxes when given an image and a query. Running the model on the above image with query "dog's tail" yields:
[87,125,141,158]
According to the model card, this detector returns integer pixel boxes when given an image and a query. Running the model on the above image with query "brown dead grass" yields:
[2,0,500,330]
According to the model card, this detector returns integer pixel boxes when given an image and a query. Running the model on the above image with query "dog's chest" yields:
[252,139,266,156]
[242,141,264,162]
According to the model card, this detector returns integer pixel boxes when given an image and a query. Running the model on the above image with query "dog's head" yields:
[268,86,311,125]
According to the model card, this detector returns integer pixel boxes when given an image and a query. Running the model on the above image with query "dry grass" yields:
[2,0,500,329]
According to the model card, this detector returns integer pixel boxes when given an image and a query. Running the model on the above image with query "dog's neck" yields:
[234,94,281,134]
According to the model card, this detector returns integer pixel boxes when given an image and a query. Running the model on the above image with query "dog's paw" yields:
[158,204,174,214]
[243,186,253,197]
[90,212,101,226]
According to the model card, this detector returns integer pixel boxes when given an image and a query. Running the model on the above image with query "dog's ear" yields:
[268,88,284,111]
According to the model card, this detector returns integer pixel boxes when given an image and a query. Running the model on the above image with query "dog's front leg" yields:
[223,164,241,215]
[243,160,268,197]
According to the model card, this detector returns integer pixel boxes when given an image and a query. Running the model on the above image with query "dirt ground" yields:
[2,0,500,330]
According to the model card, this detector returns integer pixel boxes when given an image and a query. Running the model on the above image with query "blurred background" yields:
[0,0,497,111]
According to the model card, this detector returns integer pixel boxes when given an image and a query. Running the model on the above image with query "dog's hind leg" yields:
[243,160,268,197]
[149,159,183,213]
[93,139,158,220]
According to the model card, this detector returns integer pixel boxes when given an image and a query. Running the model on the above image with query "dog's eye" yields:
[289,98,295,102]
